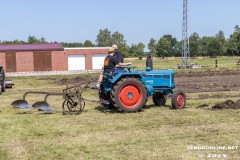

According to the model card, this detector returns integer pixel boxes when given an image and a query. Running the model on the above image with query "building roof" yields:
[0,43,64,52]
[64,47,110,50]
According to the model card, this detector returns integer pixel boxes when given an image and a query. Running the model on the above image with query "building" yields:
[0,43,109,73]
[65,47,109,71]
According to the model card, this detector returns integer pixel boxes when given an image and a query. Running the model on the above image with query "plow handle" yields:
[23,91,62,101]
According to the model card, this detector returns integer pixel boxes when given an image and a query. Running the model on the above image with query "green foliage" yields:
[148,38,157,55]
[28,35,46,44]
[156,35,177,58]
[0,36,46,44]
[60,42,83,47]
[95,29,129,57]
[189,32,200,57]
[83,40,95,47]
[234,25,240,32]
[174,41,182,57]
[199,36,222,57]
[96,28,112,47]
[228,29,240,56]
[129,42,145,58]
[215,30,227,56]
[111,31,129,57]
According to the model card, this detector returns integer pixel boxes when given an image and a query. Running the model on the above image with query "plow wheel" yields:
[171,90,186,109]
[62,96,85,115]
[111,77,147,112]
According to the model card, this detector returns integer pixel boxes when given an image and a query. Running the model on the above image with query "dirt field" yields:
[175,69,240,93]
[175,69,240,109]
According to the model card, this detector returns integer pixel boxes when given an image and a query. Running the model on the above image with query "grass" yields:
[0,57,240,160]
[126,56,240,71]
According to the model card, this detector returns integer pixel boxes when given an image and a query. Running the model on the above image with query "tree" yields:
[156,35,177,58]
[215,30,227,56]
[189,32,200,57]
[111,31,125,45]
[199,36,222,58]
[13,39,26,44]
[207,37,222,58]
[174,41,182,57]
[111,31,129,57]
[27,35,47,44]
[28,36,38,44]
[96,29,112,47]
[234,25,240,32]
[96,29,129,57]
[129,42,145,58]
[228,32,240,56]
[40,37,47,43]
[148,38,157,55]
[83,40,94,47]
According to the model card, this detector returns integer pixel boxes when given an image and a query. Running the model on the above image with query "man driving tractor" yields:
[92,46,131,90]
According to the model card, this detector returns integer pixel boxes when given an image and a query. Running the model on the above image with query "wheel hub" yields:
[177,95,184,107]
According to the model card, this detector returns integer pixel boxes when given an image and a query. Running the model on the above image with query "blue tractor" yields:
[99,66,186,112]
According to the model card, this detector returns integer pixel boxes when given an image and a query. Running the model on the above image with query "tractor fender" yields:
[110,73,143,84]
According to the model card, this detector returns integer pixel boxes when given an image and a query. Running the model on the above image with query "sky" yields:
[0,0,239,48]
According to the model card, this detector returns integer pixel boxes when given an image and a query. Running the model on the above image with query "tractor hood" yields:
[138,69,174,75]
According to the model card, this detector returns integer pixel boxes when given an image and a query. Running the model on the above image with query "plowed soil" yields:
[174,69,240,93]
[174,69,240,109]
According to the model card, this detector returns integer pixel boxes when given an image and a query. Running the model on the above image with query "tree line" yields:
[1,25,240,58]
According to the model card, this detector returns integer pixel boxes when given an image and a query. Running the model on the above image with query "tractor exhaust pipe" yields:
[146,54,153,70]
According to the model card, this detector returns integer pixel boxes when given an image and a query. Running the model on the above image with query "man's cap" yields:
[112,44,118,50]
[108,47,115,53]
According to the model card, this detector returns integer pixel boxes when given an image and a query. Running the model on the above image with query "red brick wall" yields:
[2,48,108,72]
[0,52,6,69]
[65,48,108,70]
[16,52,34,72]
[51,51,67,71]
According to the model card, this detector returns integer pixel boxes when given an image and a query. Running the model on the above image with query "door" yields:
[5,52,16,72]
[34,52,52,71]
[92,54,107,69]
[68,55,85,70]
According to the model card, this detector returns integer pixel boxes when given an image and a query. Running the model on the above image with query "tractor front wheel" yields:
[111,77,147,112]
[153,93,166,106]
[171,90,186,109]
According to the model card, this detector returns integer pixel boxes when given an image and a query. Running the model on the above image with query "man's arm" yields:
[117,62,131,66]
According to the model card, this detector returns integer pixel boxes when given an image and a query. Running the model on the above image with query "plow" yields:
[12,81,99,115]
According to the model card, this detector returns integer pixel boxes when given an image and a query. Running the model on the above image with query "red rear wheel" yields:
[119,84,143,108]
[111,77,147,112]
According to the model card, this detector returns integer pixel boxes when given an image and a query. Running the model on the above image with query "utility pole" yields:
[182,0,190,67]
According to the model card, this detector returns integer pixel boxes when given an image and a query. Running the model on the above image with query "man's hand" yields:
[127,62,132,66]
